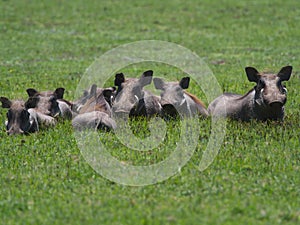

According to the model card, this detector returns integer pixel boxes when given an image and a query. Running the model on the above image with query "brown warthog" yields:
[112,70,161,118]
[26,87,73,120]
[153,77,209,118]
[72,84,117,131]
[208,66,292,121]
[0,97,38,135]
[72,84,115,115]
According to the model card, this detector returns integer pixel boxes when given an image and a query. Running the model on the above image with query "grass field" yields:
[0,0,300,224]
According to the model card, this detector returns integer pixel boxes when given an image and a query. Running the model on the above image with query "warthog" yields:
[72,84,117,131]
[0,97,38,135]
[26,87,73,120]
[72,84,115,115]
[112,70,161,118]
[153,77,209,118]
[208,66,292,121]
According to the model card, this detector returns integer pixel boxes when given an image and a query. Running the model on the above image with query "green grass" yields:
[0,0,300,224]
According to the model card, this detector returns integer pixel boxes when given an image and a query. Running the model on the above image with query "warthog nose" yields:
[160,100,171,106]
[162,104,178,118]
[7,128,24,135]
[269,101,284,108]
[162,104,176,111]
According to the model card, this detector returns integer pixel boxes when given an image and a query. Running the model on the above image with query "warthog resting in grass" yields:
[208,66,292,121]
[153,77,209,118]
[0,98,38,135]
[72,84,115,115]
[72,84,117,131]
[112,70,162,118]
[26,87,73,121]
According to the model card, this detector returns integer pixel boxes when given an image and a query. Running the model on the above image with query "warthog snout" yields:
[7,126,25,135]
[7,109,31,135]
[269,101,285,108]
[161,104,178,118]
[266,91,287,107]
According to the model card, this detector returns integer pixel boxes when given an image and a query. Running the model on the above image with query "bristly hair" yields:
[183,91,206,107]
[236,88,255,101]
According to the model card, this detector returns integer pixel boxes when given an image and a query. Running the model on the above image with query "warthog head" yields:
[72,84,116,115]
[112,70,153,117]
[0,97,36,135]
[153,76,191,117]
[246,66,292,109]
[25,88,65,117]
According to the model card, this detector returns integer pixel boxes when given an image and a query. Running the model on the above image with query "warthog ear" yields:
[54,88,65,99]
[153,78,165,90]
[139,70,153,86]
[278,66,292,81]
[0,97,12,108]
[115,73,125,86]
[179,77,190,89]
[25,97,38,109]
[90,84,97,96]
[245,67,260,83]
[26,88,38,97]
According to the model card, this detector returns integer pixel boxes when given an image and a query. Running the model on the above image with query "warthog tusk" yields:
[134,95,139,102]
[283,87,287,93]
[53,112,60,118]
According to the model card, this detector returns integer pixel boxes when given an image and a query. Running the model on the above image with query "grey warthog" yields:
[112,70,161,118]
[208,66,292,121]
[72,84,117,131]
[26,87,73,120]
[153,77,209,118]
[0,97,38,135]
